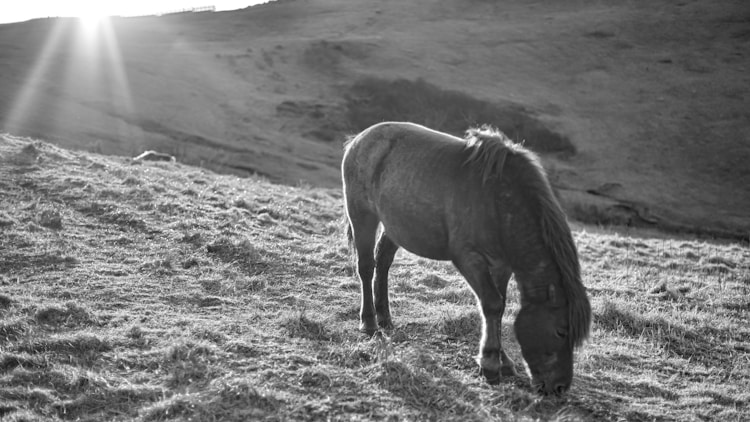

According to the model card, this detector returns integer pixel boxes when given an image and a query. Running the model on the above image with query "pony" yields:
[341,122,591,395]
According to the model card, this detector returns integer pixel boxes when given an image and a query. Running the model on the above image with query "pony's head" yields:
[513,284,575,395]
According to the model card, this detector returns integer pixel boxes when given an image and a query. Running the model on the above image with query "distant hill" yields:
[1,0,748,238]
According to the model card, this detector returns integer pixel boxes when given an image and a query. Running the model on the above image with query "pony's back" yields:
[343,122,488,208]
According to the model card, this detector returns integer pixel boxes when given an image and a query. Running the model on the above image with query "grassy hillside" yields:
[0,0,749,238]
[2,134,749,421]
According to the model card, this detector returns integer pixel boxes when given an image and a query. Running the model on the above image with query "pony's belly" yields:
[380,218,451,261]
[374,180,455,260]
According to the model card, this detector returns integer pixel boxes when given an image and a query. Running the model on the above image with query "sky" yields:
[0,1,269,24]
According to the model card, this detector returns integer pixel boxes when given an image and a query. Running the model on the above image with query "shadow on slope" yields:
[277,76,575,156]
[345,77,575,156]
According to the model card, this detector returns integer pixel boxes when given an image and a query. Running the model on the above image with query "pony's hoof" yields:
[480,368,501,385]
[501,364,518,377]
[359,322,378,336]
[377,318,394,330]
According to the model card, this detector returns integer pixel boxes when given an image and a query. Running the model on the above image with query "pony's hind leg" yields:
[347,211,380,335]
[374,232,399,330]
[453,251,505,384]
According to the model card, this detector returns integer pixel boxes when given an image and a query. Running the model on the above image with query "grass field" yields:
[1,134,749,421]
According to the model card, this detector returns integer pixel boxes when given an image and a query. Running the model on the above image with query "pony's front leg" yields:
[492,266,518,377]
[453,252,504,384]
[478,305,503,384]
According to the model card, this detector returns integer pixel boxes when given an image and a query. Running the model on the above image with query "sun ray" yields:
[4,19,70,134]
[99,18,139,150]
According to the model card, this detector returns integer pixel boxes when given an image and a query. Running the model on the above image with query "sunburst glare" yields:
[4,8,137,151]
[76,5,109,33]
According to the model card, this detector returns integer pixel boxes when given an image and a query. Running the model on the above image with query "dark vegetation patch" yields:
[34,302,97,328]
[276,100,348,143]
[37,208,62,229]
[417,274,450,289]
[17,333,112,357]
[0,294,13,310]
[303,39,375,75]
[0,353,49,372]
[345,77,576,156]
[0,210,16,227]
[0,252,79,274]
[163,340,221,388]
[439,311,481,341]
[301,72,576,158]
[584,30,616,38]
[0,319,30,343]
[205,236,268,275]
[281,312,335,341]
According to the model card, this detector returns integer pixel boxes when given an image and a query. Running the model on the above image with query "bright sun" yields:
[74,5,110,31]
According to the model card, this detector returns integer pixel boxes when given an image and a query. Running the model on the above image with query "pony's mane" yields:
[463,125,591,348]
[463,126,530,184]
[538,183,592,348]
[342,133,357,150]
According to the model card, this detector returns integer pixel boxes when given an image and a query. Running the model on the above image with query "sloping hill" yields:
[2,134,749,421]
[0,0,748,237]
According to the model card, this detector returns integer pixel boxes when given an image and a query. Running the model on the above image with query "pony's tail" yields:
[345,218,354,249]
[342,215,356,275]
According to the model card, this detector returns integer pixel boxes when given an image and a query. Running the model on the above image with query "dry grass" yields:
[1,134,748,421]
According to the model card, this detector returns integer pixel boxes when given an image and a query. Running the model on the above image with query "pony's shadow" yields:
[596,303,741,366]
[549,373,681,421]
[371,359,478,417]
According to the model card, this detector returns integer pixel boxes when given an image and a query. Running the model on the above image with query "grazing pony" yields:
[342,122,590,395]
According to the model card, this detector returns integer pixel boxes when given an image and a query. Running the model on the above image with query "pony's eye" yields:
[555,328,568,338]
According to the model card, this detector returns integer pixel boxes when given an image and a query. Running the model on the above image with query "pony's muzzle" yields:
[535,381,570,396]
[479,367,501,385]
[552,383,569,395]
